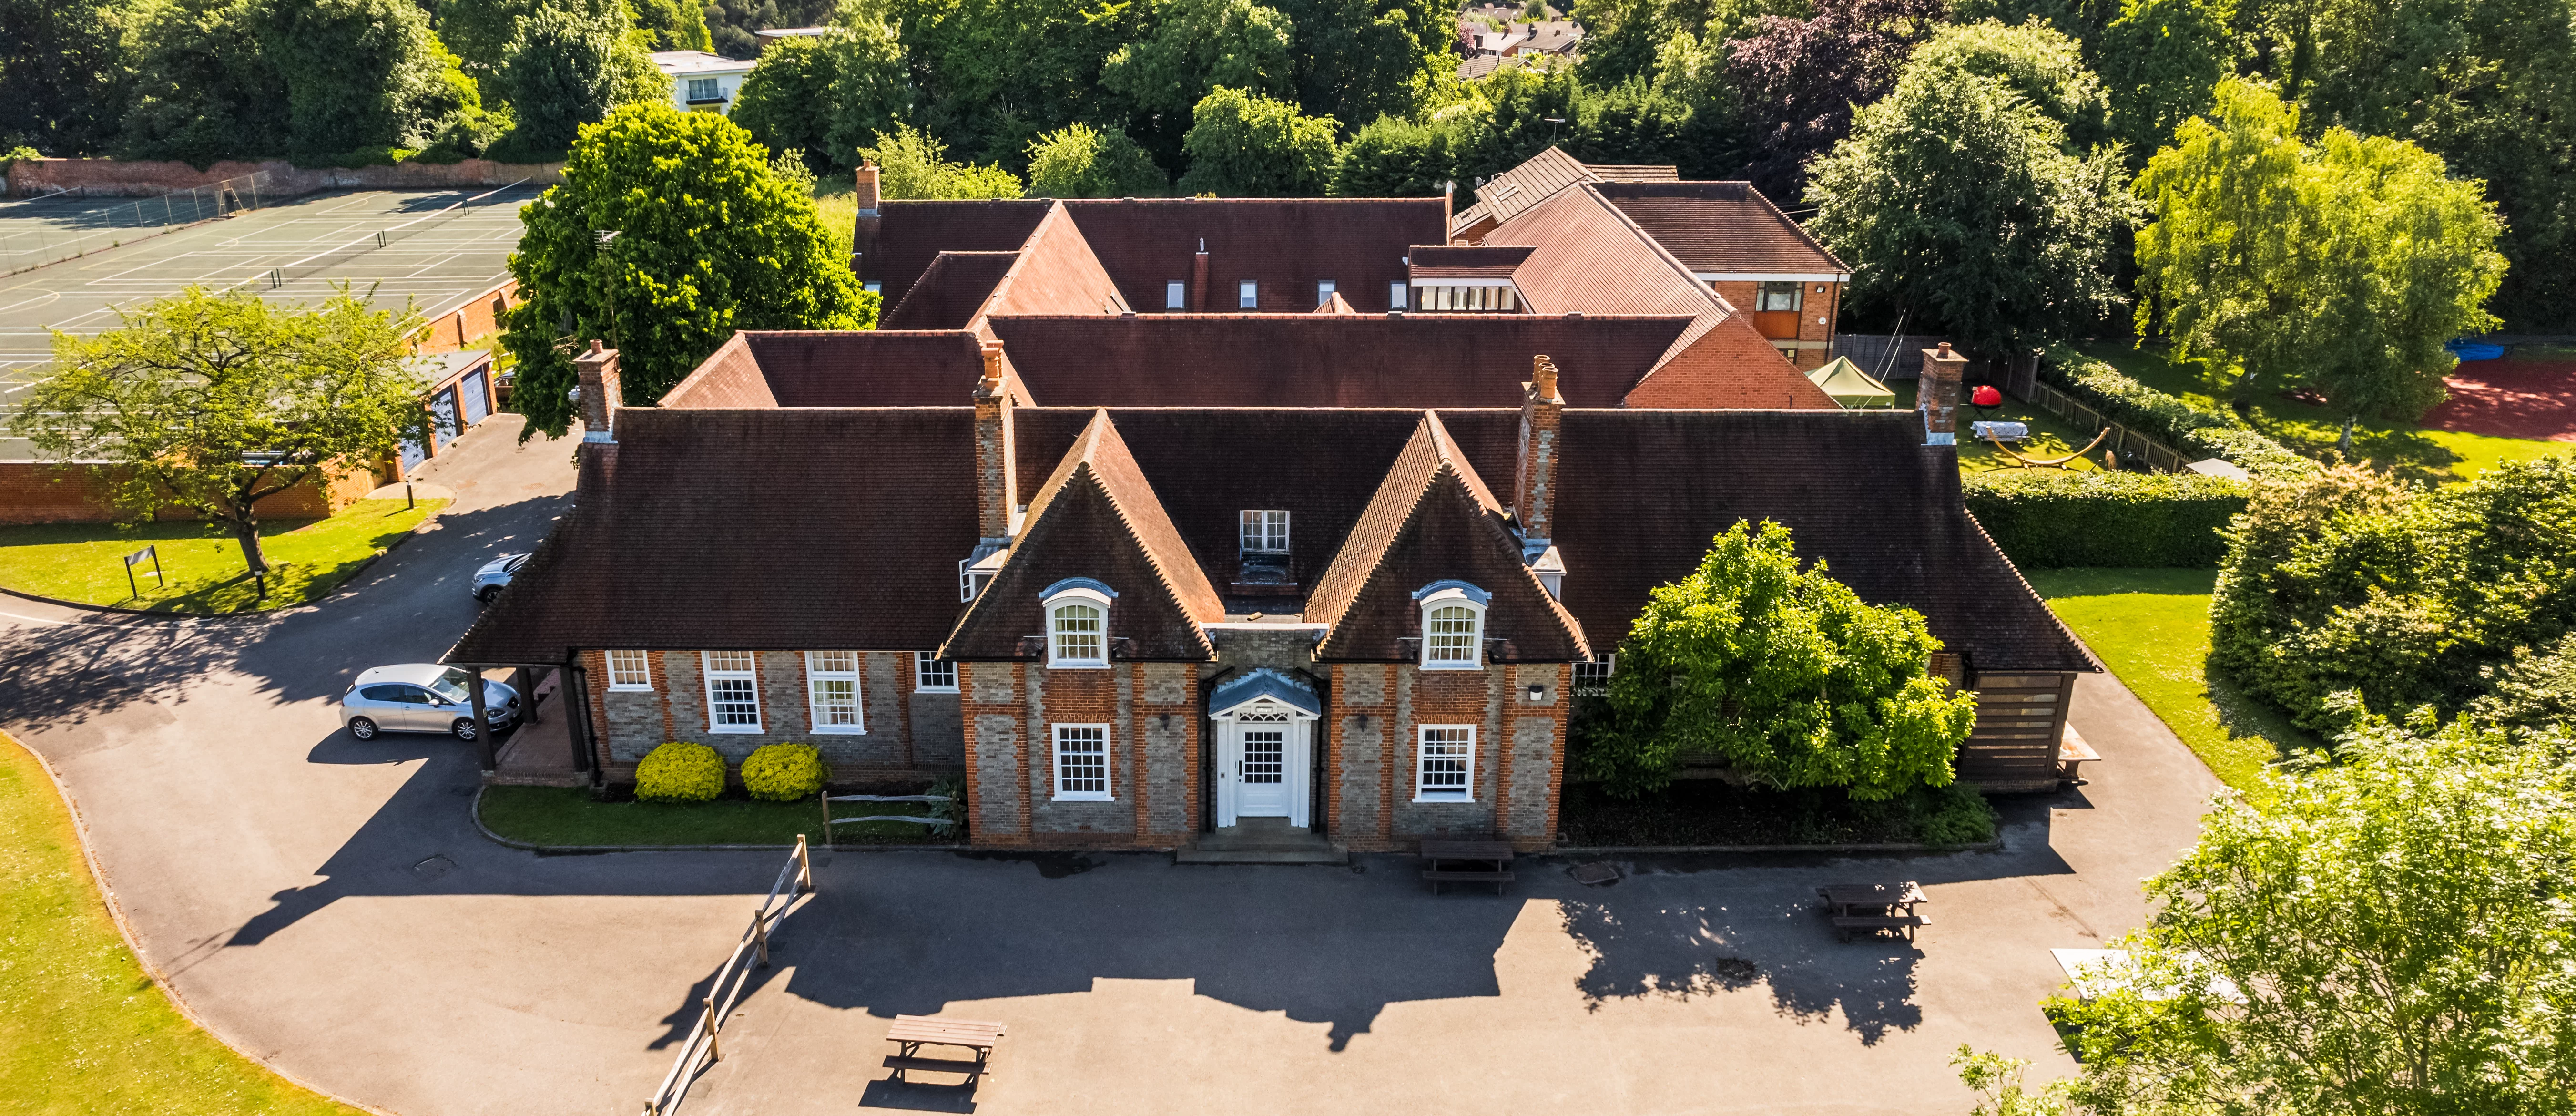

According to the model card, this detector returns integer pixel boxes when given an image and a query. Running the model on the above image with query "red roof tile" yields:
[1059,198,1445,314]
[856,199,1053,308]
[1594,182,1847,276]
[881,252,1018,329]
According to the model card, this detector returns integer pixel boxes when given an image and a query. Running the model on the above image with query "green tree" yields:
[119,0,291,166]
[12,288,430,594]
[819,16,915,168]
[858,123,1025,197]
[2093,0,2235,158]
[1330,113,1458,196]
[492,2,627,157]
[1102,0,1297,155]
[1026,122,1167,196]
[731,33,844,164]
[501,104,871,439]
[1904,17,2109,146]
[1453,59,1581,186]
[260,0,477,161]
[887,0,1136,167]
[2051,707,2576,1115]
[1176,86,1339,195]
[2134,79,2505,434]
[1578,521,1977,800]
[1568,76,1694,168]
[0,0,137,156]
[1273,0,1451,130]
[628,0,714,51]
[1805,48,2137,357]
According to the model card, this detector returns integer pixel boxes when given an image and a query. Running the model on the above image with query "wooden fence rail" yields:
[2012,379,2192,474]
[641,836,814,1116]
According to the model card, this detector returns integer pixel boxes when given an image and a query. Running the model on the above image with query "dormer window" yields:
[1414,581,1490,670]
[1165,280,1185,309]
[1315,279,1335,307]
[1240,510,1289,554]
[1238,280,1258,309]
[1043,579,1117,668]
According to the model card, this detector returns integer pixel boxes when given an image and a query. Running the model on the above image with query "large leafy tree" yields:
[2051,708,2576,1115]
[1724,0,1946,202]
[1579,521,1977,800]
[0,0,136,156]
[1904,16,2110,146]
[1272,0,1451,130]
[1026,122,1168,196]
[2134,79,2505,437]
[1330,113,1458,196]
[857,123,1025,197]
[627,0,714,51]
[261,0,477,161]
[1806,33,2138,358]
[1176,86,1340,195]
[494,3,628,156]
[1102,0,1297,162]
[2092,0,2236,159]
[118,0,290,166]
[13,288,429,594]
[888,0,1136,167]
[501,104,871,438]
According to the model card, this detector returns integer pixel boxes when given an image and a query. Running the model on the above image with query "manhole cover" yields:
[1567,860,1620,886]
[413,854,457,880]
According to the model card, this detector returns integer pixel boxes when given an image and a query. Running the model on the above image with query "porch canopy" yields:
[1805,357,1895,410]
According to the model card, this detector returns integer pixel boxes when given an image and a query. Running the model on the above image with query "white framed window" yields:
[703,651,762,733]
[1415,725,1474,800]
[686,77,719,102]
[1239,509,1289,554]
[1053,724,1112,800]
[1757,280,1804,311]
[1389,281,1408,310]
[915,653,958,692]
[1237,279,1258,309]
[607,649,652,691]
[805,651,864,733]
[1573,655,1615,696]
[1044,581,1115,668]
[1165,280,1185,309]
[1415,582,1488,669]
[1315,279,1335,307]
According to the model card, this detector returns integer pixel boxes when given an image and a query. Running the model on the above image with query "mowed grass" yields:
[0,733,362,1116]
[2025,568,2316,791]
[478,786,954,847]
[1893,379,2108,472]
[0,498,444,613]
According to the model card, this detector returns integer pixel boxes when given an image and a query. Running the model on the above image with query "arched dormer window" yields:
[1042,579,1117,668]
[1413,581,1490,670]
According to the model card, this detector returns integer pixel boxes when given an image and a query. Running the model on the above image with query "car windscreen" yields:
[429,667,476,704]
[505,554,529,572]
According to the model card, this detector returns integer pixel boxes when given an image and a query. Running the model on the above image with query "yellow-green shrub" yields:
[635,741,725,803]
[742,743,825,801]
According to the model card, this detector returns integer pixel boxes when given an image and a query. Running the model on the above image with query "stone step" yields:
[1174,844,1349,865]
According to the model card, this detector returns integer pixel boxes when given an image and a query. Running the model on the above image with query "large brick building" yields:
[446,186,2087,857]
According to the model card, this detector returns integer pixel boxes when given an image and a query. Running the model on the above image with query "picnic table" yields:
[2057,725,2101,783]
[884,1015,1006,1085]
[1419,839,1516,895]
[1818,882,1930,942]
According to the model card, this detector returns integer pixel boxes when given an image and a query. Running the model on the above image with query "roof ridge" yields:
[1067,410,1225,627]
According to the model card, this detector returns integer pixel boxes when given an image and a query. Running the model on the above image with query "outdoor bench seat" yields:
[1832,914,1928,942]
[883,1055,988,1076]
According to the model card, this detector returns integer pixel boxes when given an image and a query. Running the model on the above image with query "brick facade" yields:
[0,460,385,525]
[578,647,967,784]
[960,660,1202,849]
[1708,279,1843,372]
[1325,660,1566,853]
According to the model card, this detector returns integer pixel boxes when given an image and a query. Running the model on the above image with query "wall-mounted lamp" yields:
[1526,683,1547,703]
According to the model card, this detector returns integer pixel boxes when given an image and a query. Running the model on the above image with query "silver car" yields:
[472,553,529,603]
[341,664,520,741]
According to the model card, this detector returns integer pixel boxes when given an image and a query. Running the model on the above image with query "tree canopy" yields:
[1026,122,1169,197]
[858,123,1026,197]
[260,0,476,162]
[1726,0,1949,202]
[1578,520,1977,800]
[501,104,871,439]
[1176,86,1340,196]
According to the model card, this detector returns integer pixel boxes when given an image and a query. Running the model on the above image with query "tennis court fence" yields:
[0,172,271,275]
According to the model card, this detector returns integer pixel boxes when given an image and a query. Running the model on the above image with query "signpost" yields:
[123,545,162,601]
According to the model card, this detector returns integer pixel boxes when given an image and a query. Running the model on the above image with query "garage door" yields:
[429,387,460,449]
[399,436,427,474]
[461,369,490,425]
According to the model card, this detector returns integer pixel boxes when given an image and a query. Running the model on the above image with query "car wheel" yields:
[451,717,478,741]
[475,585,499,603]
[348,717,379,740]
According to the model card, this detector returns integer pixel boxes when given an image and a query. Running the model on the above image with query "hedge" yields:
[635,741,726,803]
[741,743,825,801]
[2038,345,2315,477]
[1965,469,2250,568]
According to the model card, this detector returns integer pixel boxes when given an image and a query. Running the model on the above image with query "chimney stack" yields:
[574,339,621,443]
[1514,354,1564,542]
[1190,238,1209,312]
[1919,342,1967,446]
[851,160,882,287]
[973,341,1018,542]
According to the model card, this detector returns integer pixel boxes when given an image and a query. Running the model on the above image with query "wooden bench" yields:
[884,1014,1005,1086]
[1419,839,1515,895]
[1832,914,1928,942]
[2057,726,2101,784]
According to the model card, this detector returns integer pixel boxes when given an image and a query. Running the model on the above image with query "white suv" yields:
[341,664,520,741]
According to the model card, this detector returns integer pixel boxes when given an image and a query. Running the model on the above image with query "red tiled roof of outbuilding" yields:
[1593,181,1847,276]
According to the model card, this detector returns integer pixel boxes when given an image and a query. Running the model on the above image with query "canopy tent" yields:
[1805,356,1896,409]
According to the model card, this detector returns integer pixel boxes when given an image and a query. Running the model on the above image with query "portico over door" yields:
[1210,667,1323,830]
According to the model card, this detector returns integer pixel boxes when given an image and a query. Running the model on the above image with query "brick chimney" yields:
[973,341,1018,542]
[1190,239,1209,312]
[1919,342,1967,446]
[1514,354,1563,542]
[851,160,882,284]
[574,339,621,443]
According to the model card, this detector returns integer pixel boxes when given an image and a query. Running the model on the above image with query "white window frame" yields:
[1757,280,1804,312]
[1389,281,1408,310]
[1045,585,1113,669]
[1315,279,1335,307]
[1164,280,1185,309]
[1237,279,1258,309]
[1052,723,1113,800]
[1418,586,1487,670]
[686,77,719,102]
[863,280,881,295]
[1573,655,1615,696]
[804,651,865,734]
[702,651,763,733]
[1415,725,1475,801]
[606,649,652,691]
[1239,509,1290,554]
[915,652,958,692]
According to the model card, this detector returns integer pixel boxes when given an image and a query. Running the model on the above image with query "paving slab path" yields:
[1,416,2226,1115]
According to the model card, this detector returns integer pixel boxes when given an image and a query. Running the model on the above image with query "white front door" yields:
[1235,725,1291,817]
[1215,706,1310,828]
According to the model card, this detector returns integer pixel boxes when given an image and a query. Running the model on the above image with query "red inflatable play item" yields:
[1970,385,2003,407]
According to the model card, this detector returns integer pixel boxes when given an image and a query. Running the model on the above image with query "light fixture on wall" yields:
[1525,683,1546,703]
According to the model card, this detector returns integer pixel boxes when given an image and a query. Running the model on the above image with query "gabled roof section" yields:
[881,252,1018,329]
[1059,198,1445,315]
[977,202,1130,318]
[1307,412,1587,662]
[858,199,1054,308]
[1594,181,1848,277]
[661,330,987,408]
[1408,244,1534,279]
[1452,146,1594,235]
[1314,291,1360,314]
[943,410,1222,661]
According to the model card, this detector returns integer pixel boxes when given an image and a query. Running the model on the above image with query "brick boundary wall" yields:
[5,158,565,199]
[413,279,521,355]
[0,460,384,525]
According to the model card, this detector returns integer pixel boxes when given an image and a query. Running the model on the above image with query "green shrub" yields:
[1914,783,1998,847]
[2039,344,2315,477]
[635,741,726,803]
[1964,469,2249,568]
[741,742,825,801]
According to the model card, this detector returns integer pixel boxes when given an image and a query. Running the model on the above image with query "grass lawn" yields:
[1893,379,2108,473]
[478,785,955,847]
[0,498,445,613]
[0,733,362,1116]
[812,172,857,266]
[2072,340,2572,484]
[2024,568,2316,792]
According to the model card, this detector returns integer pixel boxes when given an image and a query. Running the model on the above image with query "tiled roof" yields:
[855,199,1053,309]
[881,252,1017,329]
[1059,198,1445,315]
[1408,244,1534,279]
[660,330,986,408]
[1594,182,1847,276]
[1585,164,1679,181]
[1452,145,1593,235]
[1315,291,1361,314]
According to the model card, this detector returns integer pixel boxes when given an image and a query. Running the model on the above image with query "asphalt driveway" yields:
[0,415,2225,1116]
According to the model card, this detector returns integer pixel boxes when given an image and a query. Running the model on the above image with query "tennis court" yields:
[0,185,536,433]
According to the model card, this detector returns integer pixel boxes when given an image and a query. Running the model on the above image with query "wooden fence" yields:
[2009,378,2194,474]
[642,836,814,1116]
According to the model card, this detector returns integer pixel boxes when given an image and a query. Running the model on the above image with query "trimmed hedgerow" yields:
[1965,469,2250,568]
[741,743,826,802]
[635,741,727,803]
[2039,345,2315,477]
